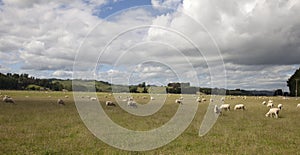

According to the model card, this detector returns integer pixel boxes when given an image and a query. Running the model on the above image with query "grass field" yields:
[0,90,299,154]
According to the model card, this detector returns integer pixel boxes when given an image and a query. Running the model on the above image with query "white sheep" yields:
[201,98,206,102]
[234,104,245,110]
[220,104,230,111]
[150,96,154,100]
[267,102,274,108]
[127,101,137,108]
[2,95,15,104]
[277,104,283,110]
[214,105,222,114]
[265,108,281,118]
[106,101,116,106]
[196,97,201,102]
[90,97,97,101]
[57,99,65,105]
[175,99,183,104]
[297,104,300,108]
[262,101,266,105]
[64,95,69,98]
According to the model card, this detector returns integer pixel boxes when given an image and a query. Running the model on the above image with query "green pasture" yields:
[0,91,299,154]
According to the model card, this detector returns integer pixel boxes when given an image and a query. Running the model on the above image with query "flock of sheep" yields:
[2,92,300,119]
[213,97,296,118]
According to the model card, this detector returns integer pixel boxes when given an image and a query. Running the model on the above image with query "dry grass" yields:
[0,91,299,154]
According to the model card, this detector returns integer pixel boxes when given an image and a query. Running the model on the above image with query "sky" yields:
[0,0,299,91]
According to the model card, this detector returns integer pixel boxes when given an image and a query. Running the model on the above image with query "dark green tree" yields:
[287,68,300,97]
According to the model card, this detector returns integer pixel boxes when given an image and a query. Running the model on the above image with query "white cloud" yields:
[0,0,299,90]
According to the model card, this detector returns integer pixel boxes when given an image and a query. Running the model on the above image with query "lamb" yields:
[2,95,15,104]
[234,104,245,110]
[214,105,222,114]
[127,101,137,108]
[106,101,116,106]
[297,104,300,108]
[277,104,283,109]
[57,99,65,105]
[220,104,230,111]
[265,108,281,118]
[267,102,274,108]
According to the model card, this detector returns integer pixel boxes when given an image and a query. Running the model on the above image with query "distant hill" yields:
[0,72,279,96]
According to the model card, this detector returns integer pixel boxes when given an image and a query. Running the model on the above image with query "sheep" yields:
[57,99,65,105]
[106,101,116,106]
[179,96,184,100]
[201,98,206,102]
[196,97,201,102]
[220,104,230,111]
[64,95,69,98]
[2,95,15,104]
[127,97,134,101]
[265,108,281,118]
[214,105,222,114]
[175,99,183,104]
[90,97,97,101]
[277,104,283,110]
[234,104,245,110]
[127,101,137,108]
[221,97,225,102]
[262,101,266,105]
[297,104,300,108]
[150,96,154,100]
[267,102,274,108]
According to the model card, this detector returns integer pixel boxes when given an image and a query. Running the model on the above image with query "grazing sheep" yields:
[64,95,69,98]
[214,105,222,114]
[297,104,300,108]
[179,96,184,100]
[90,97,97,101]
[267,102,274,108]
[221,97,225,102]
[220,104,230,111]
[262,101,266,105]
[127,101,137,108]
[57,99,65,105]
[150,96,154,100]
[277,104,283,110]
[234,104,245,110]
[127,97,134,101]
[175,99,183,104]
[196,97,201,102]
[265,108,281,118]
[2,95,15,104]
[106,101,116,106]
[201,98,206,102]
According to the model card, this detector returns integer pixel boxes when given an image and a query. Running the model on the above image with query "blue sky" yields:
[95,0,152,18]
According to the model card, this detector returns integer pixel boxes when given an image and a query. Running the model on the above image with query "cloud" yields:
[0,0,299,90]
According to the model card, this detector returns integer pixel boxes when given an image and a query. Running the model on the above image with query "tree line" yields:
[0,73,64,91]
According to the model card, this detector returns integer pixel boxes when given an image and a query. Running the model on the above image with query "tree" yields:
[273,89,283,96]
[287,68,300,97]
